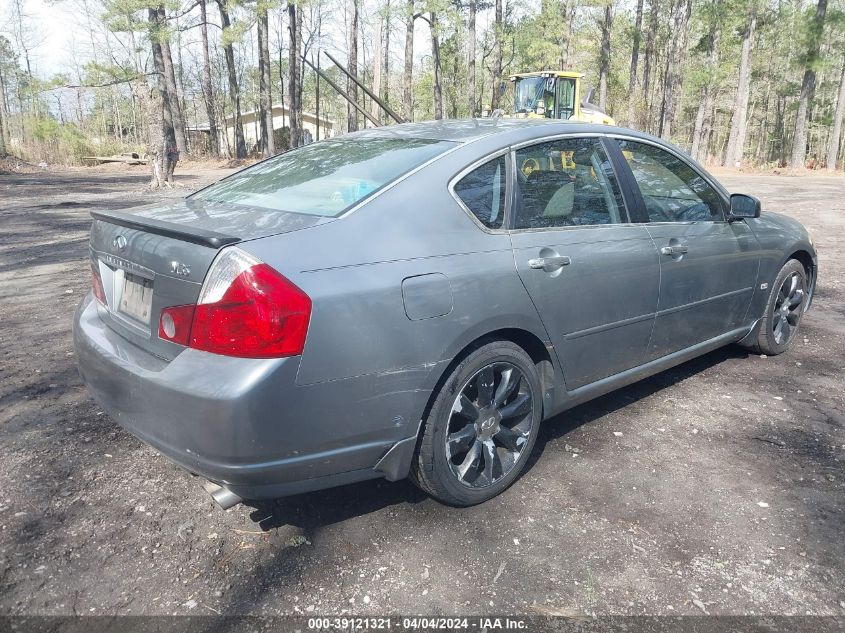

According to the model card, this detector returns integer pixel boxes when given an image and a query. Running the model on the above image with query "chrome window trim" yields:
[506,222,653,235]
[447,148,513,235]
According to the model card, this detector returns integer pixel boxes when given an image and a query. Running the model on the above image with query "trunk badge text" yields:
[170,261,191,278]
[99,253,154,279]
[112,235,127,251]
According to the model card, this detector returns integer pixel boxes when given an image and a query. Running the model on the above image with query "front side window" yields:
[453,155,507,230]
[191,137,456,217]
[555,78,576,120]
[616,139,725,222]
[513,138,625,229]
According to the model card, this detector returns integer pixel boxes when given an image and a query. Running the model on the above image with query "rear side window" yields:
[453,155,507,230]
[513,138,625,229]
[191,137,456,217]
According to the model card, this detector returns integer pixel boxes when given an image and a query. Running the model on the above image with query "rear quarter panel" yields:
[241,141,552,435]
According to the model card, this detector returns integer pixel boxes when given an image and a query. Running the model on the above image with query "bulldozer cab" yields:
[512,72,577,119]
[508,71,614,125]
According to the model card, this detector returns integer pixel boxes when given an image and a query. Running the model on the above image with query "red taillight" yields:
[157,248,311,359]
[158,304,195,346]
[190,263,311,358]
[91,263,106,305]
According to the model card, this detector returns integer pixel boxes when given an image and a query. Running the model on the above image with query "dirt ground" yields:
[0,164,843,617]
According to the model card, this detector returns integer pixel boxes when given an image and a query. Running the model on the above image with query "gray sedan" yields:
[74,120,817,507]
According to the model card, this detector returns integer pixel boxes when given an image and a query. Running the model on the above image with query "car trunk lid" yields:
[89,199,332,360]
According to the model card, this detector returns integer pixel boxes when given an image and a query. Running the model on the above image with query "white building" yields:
[189,105,335,155]
[226,104,334,150]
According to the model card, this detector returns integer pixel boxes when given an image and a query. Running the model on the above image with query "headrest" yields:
[571,145,595,166]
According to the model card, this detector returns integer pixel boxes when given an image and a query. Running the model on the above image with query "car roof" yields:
[351,118,660,145]
[509,70,584,79]
[348,119,727,199]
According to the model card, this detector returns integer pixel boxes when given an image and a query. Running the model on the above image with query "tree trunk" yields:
[625,0,644,125]
[278,10,286,134]
[403,0,414,121]
[174,17,189,144]
[827,54,845,171]
[641,0,659,110]
[598,3,612,111]
[723,6,756,166]
[347,0,359,132]
[559,0,575,68]
[450,48,459,118]
[658,0,691,140]
[257,6,274,157]
[791,0,828,168]
[0,106,6,157]
[0,66,8,157]
[288,2,303,147]
[217,0,246,158]
[691,0,721,162]
[490,0,503,111]
[0,65,10,150]
[110,88,122,140]
[0,67,11,151]
[199,0,220,157]
[139,14,178,188]
[755,77,771,164]
[156,7,187,155]
[691,97,707,161]
[382,1,390,107]
[430,12,443,119]
[134,79,165,187]
[371,17,383,123]
[467,0,476,116]
[695,81,719,163]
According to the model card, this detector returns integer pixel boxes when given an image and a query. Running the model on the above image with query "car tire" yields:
[742,259,808,356]
[411,341,543,506]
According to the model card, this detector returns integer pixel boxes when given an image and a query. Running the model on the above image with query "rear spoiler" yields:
[91,210,240,249]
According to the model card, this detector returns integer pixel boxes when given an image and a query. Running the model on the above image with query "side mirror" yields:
[728,193,761,221]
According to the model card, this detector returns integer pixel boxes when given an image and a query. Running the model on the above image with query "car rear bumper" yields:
[73,294,432,499]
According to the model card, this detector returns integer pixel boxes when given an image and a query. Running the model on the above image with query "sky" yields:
[0,0,487,81]
[0,0,76,76]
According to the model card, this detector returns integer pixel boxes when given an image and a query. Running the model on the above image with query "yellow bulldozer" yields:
[506,70,615,125]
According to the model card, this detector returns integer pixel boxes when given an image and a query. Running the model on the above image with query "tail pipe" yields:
[206,483,243,510]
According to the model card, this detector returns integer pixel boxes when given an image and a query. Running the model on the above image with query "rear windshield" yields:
[191,137,456,217]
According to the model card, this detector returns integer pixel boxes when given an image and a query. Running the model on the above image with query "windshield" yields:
[514,76,556,115]
[191,137,456,217]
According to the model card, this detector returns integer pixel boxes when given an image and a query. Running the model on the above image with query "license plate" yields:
[118,273,154,324]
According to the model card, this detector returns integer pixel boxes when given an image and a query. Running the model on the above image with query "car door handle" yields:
[660,245,688,256]
[528,255,571,270]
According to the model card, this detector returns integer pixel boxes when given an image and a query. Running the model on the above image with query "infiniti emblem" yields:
[481,416,497,430]
[112,235,127,251]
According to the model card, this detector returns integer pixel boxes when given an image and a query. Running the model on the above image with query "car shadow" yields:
[242,344,752,531]
[528,344,751,466]
[243,477,427,532]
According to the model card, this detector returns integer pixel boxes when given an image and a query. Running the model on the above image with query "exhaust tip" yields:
[204,483,243,510]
